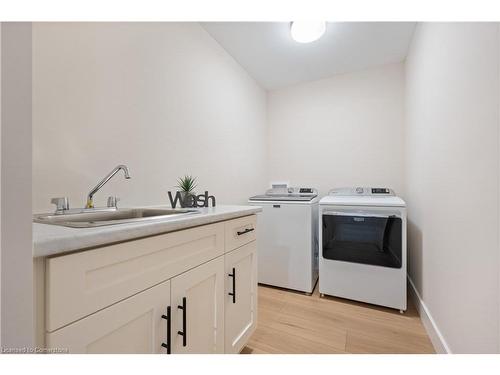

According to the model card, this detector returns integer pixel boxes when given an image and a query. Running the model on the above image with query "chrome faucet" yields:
[86,165,131,208]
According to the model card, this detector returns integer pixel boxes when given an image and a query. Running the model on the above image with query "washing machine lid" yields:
[249,194,317,202]
[320,187,406,207]
[249,187,318,202]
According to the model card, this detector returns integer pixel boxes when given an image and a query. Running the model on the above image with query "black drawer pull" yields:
[178,297,187,347]
[228,267,236,304]
[237,227,254,236]
[160,306,171,354]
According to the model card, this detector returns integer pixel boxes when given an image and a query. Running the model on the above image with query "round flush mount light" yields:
[290,21,326,43]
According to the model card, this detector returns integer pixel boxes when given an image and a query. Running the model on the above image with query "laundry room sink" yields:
[33,208,200,228]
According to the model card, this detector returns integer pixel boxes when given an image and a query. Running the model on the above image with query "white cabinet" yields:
[41,215,258,354]
[224,241,258,353]
[46,222,224,332]
[47,280,171,354]
[171,256,225,354]
[47,256,226,355]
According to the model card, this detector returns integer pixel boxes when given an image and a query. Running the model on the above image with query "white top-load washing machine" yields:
[249,186,319,294]
[319,187,407,311]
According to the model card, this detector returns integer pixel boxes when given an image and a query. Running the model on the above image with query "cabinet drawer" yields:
[46,222,224,332]
[224,215,257,252]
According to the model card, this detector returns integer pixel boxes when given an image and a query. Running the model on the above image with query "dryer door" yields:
[322,209,402,268]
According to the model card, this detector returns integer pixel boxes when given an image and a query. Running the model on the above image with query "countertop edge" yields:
[33,205,262,258]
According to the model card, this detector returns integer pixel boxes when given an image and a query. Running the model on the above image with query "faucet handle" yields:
[51,197,69,213]
[107,196,120,208]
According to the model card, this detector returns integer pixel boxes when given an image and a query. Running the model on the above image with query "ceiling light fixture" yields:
[290,21,326,43]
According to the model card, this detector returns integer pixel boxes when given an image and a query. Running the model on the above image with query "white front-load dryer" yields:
[319,187,407,311]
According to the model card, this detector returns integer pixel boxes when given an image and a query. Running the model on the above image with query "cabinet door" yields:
[46,280,171,354]
[171,256,224,354]
[224,241,258,353]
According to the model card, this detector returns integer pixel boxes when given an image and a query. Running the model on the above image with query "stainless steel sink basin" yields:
[33,208,200,228]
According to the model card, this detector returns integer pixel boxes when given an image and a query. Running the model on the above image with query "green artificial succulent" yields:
[176,175,198,193]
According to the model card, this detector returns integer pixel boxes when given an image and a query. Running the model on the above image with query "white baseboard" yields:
[408,277,451,354]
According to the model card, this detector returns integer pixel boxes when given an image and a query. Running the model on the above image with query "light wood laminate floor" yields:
[242,284,435,354]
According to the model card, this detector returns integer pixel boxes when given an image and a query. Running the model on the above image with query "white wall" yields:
[1,22,34,348]
[267,63,405,196]
[33,23,267,213]
[405,23,499,353]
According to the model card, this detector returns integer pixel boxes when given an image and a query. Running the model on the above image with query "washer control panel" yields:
[265,187,318,196]
[371,188,391,194]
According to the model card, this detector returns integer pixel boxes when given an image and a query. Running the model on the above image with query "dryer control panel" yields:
[329,187,395,196]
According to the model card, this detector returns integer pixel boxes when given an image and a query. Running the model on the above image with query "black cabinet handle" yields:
[228,267,236,304]
[237,227,254,236]
[161,306,171,354]
[177,297,187,347]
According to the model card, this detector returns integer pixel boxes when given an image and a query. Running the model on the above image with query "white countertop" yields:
[33,205,262,258]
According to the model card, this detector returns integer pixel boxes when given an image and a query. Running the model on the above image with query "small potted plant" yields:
[176,175,198,207]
